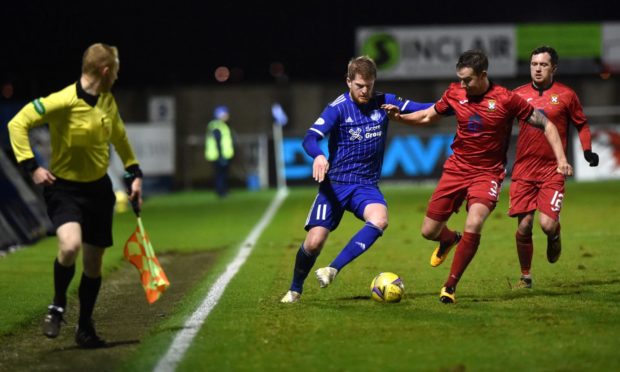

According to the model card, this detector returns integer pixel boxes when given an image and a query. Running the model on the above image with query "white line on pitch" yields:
[153,188,289,372]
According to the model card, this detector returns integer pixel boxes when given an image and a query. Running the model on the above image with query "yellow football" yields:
[370,272,404,303]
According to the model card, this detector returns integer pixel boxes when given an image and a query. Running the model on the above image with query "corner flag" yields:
[123,173,170,304]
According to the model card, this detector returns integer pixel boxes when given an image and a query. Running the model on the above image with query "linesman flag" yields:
[123,173,170,304]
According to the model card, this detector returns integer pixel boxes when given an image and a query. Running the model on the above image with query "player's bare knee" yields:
[540,221,558,236]
[304,241,324,255]
[465,214,486,233]
[518,222,534,235]
[58,241,80,261]
[421,228,438,241]
[517,225,533,236]
[58,249,79,266]
[517,214,534,234]
[304,235,326,253]
[369,219,388,231]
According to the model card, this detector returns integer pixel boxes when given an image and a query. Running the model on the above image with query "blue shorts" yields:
[304,181,387,231]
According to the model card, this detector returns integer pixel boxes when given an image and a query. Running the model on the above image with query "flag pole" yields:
[124,174,158,273]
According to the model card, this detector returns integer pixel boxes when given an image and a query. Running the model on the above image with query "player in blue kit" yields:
[281,56,432,303]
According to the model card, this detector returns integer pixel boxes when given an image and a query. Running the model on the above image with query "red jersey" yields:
[435,82,533,173]
[512,81,592,181]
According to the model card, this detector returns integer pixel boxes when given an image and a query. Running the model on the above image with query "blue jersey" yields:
[307,92,430,185]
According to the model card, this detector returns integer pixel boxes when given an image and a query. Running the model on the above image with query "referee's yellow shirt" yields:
[8,83,139,182]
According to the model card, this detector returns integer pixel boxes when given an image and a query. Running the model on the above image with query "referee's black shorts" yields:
[43,174,116,247]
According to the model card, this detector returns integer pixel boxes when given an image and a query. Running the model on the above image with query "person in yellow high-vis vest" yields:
[205,106,234,197]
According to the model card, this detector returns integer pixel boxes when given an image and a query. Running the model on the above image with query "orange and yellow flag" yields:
[123,218,170,304]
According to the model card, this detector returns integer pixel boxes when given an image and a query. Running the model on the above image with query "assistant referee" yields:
[8,43,143,348]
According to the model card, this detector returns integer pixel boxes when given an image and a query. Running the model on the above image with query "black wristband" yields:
[21,158,39,173]
[125,164,143,178]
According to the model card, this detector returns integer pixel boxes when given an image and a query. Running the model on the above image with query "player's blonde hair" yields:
[347,56,377,80]
[82,43,119,77]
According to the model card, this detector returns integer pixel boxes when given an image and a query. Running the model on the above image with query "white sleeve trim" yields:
[309,128,325,138]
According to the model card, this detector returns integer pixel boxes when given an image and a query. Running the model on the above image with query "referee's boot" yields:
[430,232,461,267]
[42,305,66,338]
[75,320,107,349]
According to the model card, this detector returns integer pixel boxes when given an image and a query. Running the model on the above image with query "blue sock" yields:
[290,245,318,293]
[330,222,383,271]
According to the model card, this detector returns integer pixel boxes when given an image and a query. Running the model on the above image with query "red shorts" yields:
[508,177,565,221]
[426,167,505,222]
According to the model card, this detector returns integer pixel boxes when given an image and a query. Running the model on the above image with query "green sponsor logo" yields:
[517,23,601,59]
[32,98,46,115]
[361,33,400,71]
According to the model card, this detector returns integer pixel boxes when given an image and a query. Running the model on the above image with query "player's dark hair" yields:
[347,56,377,80]
[531,45,559,66]
[456,49,488,75]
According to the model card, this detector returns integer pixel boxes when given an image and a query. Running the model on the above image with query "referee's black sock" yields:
[53,259,75,309]
[78,273,102,328]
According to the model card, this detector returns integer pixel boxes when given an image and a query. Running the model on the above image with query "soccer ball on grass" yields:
[370,272,404,303]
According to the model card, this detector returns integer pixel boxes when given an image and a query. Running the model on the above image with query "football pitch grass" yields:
[1,180,619,371]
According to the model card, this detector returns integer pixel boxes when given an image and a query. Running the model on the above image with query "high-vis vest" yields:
[205,119,234,161]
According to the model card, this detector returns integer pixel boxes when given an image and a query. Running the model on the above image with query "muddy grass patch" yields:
[0,251,217,371]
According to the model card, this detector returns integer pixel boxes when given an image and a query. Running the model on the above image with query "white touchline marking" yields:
[153,188,289,372]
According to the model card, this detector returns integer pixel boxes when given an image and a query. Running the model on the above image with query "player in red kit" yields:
[509,46,599,289]
[383,49,573,303]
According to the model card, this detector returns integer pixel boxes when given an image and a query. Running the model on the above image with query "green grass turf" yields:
[172,180,620,371]
[0,190,274,336]
[2,181,620,371]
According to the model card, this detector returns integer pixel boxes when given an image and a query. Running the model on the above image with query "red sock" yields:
[516,231,533,275]
[444,232,480,288]
[437,226,457,245]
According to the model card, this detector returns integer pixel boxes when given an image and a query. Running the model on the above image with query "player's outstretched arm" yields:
[382,104,438,126]
[527,110,573,176]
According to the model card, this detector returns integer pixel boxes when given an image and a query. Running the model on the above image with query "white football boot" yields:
[280,290,301,303]
[315,267,338,288]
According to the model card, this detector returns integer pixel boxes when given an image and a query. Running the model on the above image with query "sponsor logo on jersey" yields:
[345,116,353,123]
[314,117,325,125]
[349,128,362,141]
[32,98,46,115]
[487,99,496,111]
[527,97,533,102]
[467,114,483,132]
[370,110,382,122]
[458,99,469,105]
[364,123,383,139]
[550,94,559,104]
